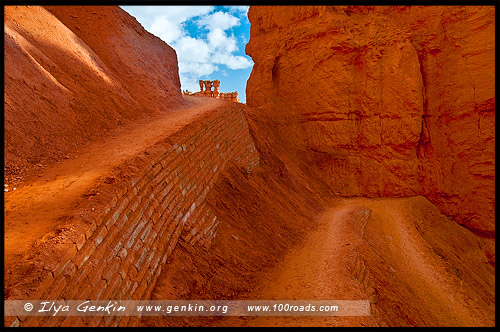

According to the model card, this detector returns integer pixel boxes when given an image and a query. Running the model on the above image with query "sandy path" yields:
[4,96,224,261]
[355,198,491,326]
[220,197,491,327]
[221,202,378,327]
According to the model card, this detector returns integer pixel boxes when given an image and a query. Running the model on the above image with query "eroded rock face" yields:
[246,6,494,235]
[4,6,184,183]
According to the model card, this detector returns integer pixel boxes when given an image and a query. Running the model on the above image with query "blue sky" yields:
[121,6,253,103]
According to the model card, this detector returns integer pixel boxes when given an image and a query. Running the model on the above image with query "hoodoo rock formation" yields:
[184,79,240,102]
[245,6,495,239]
[4,5,495,328]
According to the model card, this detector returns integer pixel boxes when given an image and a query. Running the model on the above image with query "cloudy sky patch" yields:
[122,6,253,102]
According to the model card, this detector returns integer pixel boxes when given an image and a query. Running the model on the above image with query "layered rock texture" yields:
[5,7,264,328]
[246,6,495,237]
[4,6,185,184]
[4,5,495,328]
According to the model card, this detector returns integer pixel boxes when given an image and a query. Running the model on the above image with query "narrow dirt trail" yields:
[4,96,224,263]
[220,201,378,327]
[220,197,492,327]
[357,198,492,327]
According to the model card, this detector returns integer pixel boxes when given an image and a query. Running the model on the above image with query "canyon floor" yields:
[4,5,495,328]
[230,198,493,327]
[5,96,494,327]
[144,197,494,327]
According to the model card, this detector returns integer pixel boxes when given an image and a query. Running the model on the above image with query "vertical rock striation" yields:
[246,6,494,236]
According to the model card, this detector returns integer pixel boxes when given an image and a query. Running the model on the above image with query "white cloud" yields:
[220,54,253,70]
[207,29,237,53]
[174,36,212,63]
[149,16,183,44]
[122,6,253,93]
[123,6,214,44]
[225,6,250,15]
[198,11,240,31]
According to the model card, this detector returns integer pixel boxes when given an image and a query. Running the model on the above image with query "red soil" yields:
[4,96,220,260]
[246,6,495,237]
[140,110,494,327]
[4,5,185,188]
[4,5,495,328]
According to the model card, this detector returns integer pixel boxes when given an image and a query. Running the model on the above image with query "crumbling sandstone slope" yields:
[246,6,495,237]
[4,6,185,185]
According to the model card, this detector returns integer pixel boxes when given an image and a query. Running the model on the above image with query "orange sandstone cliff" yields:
[3,5,495,327]
[245,6,495,238]
[4,6,185,185]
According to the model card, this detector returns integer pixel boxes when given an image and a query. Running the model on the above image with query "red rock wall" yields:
[245,6,495,236]
[6,104,259,327]
[4,6,185,183]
